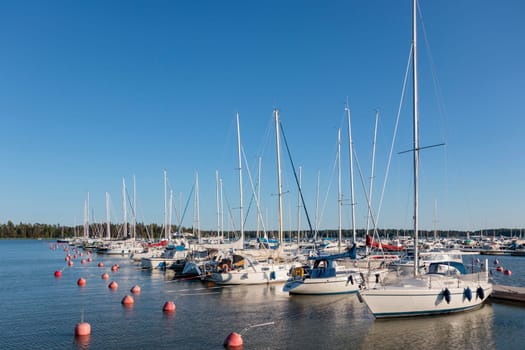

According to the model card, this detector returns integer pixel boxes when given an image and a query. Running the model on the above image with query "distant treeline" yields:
[0,221,521,240]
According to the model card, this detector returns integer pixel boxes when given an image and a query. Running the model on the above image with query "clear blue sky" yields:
[1,0,524,233]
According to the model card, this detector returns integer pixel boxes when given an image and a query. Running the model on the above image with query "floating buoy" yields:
[68,261,74,267]
[130,285,141,294]
[163,301,176,312]
[77,278,87,286]
[496,266,504,272]
[87,258,92,263]
[477,286,485,300]
[504,269,512,275]
[464,287,472,302]
[98,262,104,268]
[442,288,451,304]
[108,281,118,290]
[75,322,91,336]
[121,295,134,306]
[101,273,109,280]
[81,259,86,264]
[54,270,62,278]
[111,265,119,272]
[494,259,499,265]
[223,332,243,348]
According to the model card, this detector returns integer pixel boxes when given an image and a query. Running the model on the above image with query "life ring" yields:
[221,263,230,272]
[293,267,304,278]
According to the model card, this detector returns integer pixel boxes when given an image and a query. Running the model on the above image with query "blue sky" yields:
[1,0,524,233]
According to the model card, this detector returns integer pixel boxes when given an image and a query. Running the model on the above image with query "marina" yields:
[1,240,525,349]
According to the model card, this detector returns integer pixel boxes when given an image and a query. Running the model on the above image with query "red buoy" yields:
[68,261,74,267]
[75,322,91,336]
[81,259,86,264]
[77,278,87,286]
[121,295,134,306]
[54,270,62,278]
[101,273,110,280]
[108,281,119,290]
[87,258,93,263]
[111,265,119,272]
[504,269,512,275]
[496,266,504,272]
[130,285,141,294]
[223,332,243,348]
[98,262,104,268]
[163,301,176,312]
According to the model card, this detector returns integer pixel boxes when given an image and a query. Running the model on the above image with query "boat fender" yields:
[375,273,380,284]
[443,288,451,304]
[464,287,472,302]
[270,271,276,280]
[477,286,485,300]
[347,275,354,285]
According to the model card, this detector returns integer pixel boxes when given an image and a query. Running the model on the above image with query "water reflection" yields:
[73,335,91,350]
[358,304,496,350]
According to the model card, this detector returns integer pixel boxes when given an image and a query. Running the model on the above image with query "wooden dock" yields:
[490,285,525,303]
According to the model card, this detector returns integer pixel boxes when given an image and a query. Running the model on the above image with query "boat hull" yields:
[284,275,359,295]
[360,281,493,318]
[209,267,290,285]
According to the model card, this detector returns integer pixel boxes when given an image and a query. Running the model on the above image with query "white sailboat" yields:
[208,109,295,285]
[358,0,492,318]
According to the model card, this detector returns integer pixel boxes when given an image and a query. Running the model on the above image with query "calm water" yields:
[0,240,524,350]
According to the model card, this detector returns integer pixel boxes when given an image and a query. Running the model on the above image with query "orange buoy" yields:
[101,273,109,280]
[77,278,87,286]
[54,270,62,278]
[98,262,104,268]
[130,285,141,294]
[163,301,176,312]
[496,266,504,272]
[108,281,119,289]
[223,332,243,348]
[75,322,91,336]
[504,269,512,275]
[121,295,134,305]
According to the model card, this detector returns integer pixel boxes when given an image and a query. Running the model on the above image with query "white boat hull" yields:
[284,275,359,295]
[360,278,492,318]
[209,265,290,285]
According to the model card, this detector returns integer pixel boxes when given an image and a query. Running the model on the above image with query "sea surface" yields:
[1,240,524,350]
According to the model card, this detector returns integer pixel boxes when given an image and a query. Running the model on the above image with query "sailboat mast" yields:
[346,104,357,243]
[163,169,168,240]
[365,111,379,239]
[106,192,111,240]
[133,175,136,240]
[122,177,127,238]
[236,112,244,247]
[274,109,284,245]
[337,128,342,253]
[412,0,420,277]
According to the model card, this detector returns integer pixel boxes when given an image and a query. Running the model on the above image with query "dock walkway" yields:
[490,285,525,303]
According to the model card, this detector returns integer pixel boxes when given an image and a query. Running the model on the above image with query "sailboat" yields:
[358,0,492,318]
[207,109,296,285]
